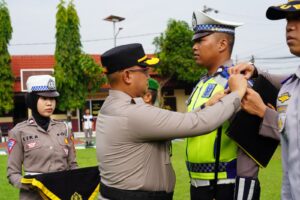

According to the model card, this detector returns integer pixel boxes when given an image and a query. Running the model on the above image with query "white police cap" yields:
[192,11,243,41]
[26,75,59,97]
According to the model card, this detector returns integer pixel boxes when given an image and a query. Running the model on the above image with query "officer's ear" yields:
[122,70,133,85]
[219,39,228,51]
[218,38,228,53]
[215,33,229,53]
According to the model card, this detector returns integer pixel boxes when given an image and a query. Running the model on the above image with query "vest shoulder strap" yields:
[212,73,229,89]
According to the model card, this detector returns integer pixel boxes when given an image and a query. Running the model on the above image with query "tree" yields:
[79,53,107,94]
[0,0,14,115]
[153,19,206,88]
[54,0,105,112]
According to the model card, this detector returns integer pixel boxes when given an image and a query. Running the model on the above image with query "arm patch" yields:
[7,139,17,154]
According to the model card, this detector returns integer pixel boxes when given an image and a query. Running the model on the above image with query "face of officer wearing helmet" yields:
[193,33,234,73]
[26,75,59,131]
[191,11,242,75]
[102,43,158,98]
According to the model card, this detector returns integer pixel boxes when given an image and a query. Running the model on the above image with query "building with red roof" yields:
[0,54,192,133]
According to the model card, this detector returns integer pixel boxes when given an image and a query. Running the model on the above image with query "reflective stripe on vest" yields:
[186,162,227,173]
[185,72,237,180]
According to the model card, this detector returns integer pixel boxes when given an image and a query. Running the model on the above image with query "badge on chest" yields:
[202,83,217,98]
[277,92,291,133]
[278,92,290,103]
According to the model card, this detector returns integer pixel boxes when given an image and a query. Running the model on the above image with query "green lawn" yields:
[171,141,282,200]
[0,141,282,199]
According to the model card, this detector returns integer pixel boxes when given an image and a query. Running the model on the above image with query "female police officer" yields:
[7,75,77,200]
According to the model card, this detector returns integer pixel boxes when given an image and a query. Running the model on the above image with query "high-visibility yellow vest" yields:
[185,72,237,180]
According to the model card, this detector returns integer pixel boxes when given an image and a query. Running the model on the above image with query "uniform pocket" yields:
[24,140,41,152]
[57,137,70,157]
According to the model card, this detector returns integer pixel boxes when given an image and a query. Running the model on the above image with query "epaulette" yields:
[214,66,255,88]
[215,66,230,78]
[17,120,28,126]
[9,120,29,135]
[15,120,30,128]
[213,66,230,89]
[51,119,65,124]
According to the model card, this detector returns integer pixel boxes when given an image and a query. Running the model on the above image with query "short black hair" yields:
[226,34,235,55]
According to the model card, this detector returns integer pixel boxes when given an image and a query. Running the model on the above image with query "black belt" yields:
[100,182,173,200]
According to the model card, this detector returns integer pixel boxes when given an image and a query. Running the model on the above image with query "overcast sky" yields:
[6,0,300,74]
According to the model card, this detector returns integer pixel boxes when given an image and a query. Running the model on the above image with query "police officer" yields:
[230,1,300,199]
[143,78,160,105]
[96,43,247,200]
[7,75,77,200]
[186,11,244,200]
[82,108,94,147]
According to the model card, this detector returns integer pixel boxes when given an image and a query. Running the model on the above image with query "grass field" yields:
[0,141,282,200]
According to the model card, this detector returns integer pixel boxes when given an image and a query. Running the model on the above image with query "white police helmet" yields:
[192,11,243,41]
[26,75,59,97]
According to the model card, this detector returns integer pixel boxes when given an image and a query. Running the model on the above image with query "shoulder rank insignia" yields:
[278,92,290,103]
[202,83,217,98]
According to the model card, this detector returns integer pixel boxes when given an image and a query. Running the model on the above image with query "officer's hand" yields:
[228,62,255,79]
[241,88,267,118]
[206,91,226,106]
[228,74,247,99]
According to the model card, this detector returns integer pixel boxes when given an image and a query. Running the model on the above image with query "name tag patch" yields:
[202,84,217,98]
[277,105,287,113]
